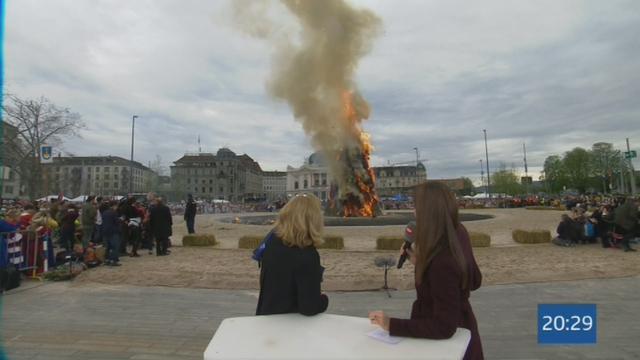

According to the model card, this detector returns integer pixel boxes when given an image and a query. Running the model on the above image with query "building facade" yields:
[286,152,331,201]
[373,163,427,197]
[170,148,263,202]
[263,171,287,202]
[1,123,24,199]
[41,156,155,198]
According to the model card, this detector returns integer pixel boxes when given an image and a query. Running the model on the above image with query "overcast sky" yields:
[6,0,640,183]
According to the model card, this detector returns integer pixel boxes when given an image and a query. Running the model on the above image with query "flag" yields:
[40,145,53,163]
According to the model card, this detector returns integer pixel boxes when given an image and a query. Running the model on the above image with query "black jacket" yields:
[256,235,328,316]
[184,201,197,220]
[149,204,173,238]
[101,208,121,237]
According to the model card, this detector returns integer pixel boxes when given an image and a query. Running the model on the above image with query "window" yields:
[202,179,206,184]
[105,167,110,172]
[95,167,100,172]
[303,179,308,189]
[95,174,100,180]
[294,181,299,190]
[202,187,206,193]
[115,167,119,171]
[105,174,110,180]
[113,182,118,188]
[114,174,118,180]
[219,186,224,193]
[4,186,14,193]
[209,187,213,192]
[104,182,109,189]
[187,178,191,184]
[209,179,213,184]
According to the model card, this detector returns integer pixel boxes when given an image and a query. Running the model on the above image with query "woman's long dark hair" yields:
[414,181,468,289]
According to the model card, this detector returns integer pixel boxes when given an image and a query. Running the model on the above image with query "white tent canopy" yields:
[69,195,90,203]
[37,195,71,202]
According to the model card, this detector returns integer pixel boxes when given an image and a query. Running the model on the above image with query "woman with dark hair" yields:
[369,181,483,359]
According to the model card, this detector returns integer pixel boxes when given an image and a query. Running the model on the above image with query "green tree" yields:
[542,155,567,193]
[590,142,628,193]
[491,163,523,196]
[460,177,474,196]
[562,147,591,193]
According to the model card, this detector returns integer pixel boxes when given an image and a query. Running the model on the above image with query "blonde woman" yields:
[256,193,328,316]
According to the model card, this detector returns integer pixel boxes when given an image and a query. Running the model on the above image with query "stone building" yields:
[286,152,331,201]
[41,156,156,198]
[373,163,427,197]
[1,123,23,199]
[170,148,263,202]
[263,171,287,202]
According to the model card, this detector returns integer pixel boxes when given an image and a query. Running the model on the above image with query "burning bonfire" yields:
[327,91,380,217]
[234,0,382,217]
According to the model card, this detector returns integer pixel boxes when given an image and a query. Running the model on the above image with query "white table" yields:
[204,313,471,360]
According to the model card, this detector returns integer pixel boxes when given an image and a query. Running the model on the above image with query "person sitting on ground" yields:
[255,193,328,316]
[554,214,574,247]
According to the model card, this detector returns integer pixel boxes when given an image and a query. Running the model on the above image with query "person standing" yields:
[369,181,484,359]
[149,197,172,256]
[60,205,79,251]
[94,197,103,245]
[614,197,638,252]
[81,196,97,250]
[255,194,328,316]
[101,201,122,266]
[184,194,197,234]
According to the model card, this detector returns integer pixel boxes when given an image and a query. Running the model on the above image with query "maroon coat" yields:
[389,225,483,360]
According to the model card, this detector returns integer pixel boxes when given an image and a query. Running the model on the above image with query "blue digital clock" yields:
[538,304,597,344]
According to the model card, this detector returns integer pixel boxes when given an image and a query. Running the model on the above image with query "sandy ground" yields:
[74,208,639,291]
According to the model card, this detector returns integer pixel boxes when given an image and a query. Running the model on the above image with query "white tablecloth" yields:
[204,313,471,359]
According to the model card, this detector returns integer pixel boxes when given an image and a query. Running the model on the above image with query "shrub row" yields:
[525,206,565,211]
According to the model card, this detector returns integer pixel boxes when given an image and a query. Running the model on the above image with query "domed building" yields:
[286,151,332,201]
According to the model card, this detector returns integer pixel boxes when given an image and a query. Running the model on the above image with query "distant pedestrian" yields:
[101,201,122,266]
[81,196,97,249]
[150,197,172,256]
[184,194,197,234]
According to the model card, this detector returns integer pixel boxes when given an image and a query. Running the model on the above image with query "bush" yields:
[377,236,405,250]
[512,229,551,244]
[469,232,491,247]
[318,235,344,250]
[238,235,264,249]
[182,234,217,247]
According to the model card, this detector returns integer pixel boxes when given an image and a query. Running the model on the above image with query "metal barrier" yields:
[1,230,47,278]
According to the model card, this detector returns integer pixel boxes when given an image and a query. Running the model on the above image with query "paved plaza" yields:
[2,276,639,360]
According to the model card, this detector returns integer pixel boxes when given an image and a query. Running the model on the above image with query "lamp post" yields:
[129,115,139,194]
[483,129,491,199]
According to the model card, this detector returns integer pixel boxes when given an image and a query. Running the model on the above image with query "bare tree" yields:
[2,94,85,199]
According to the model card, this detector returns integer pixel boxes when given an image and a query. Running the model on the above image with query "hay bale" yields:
[182,234,217,247]
[238,235,264,249]
[525,206,563,211]
[318,235,344,250]
[376,236,405,250]
[512,229,551,244]
[469,232,491,247]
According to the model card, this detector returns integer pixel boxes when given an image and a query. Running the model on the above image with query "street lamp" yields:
[129,115,139,194]
[483,129,491,199]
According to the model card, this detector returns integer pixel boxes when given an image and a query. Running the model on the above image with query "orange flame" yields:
[339,90,379,217]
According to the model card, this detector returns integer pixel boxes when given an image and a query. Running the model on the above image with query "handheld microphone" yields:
[397,221,416,269]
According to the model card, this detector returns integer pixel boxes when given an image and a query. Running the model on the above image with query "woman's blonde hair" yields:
[275,193,324,248]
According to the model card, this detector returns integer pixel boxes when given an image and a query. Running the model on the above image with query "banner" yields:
[40,145,53,163]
